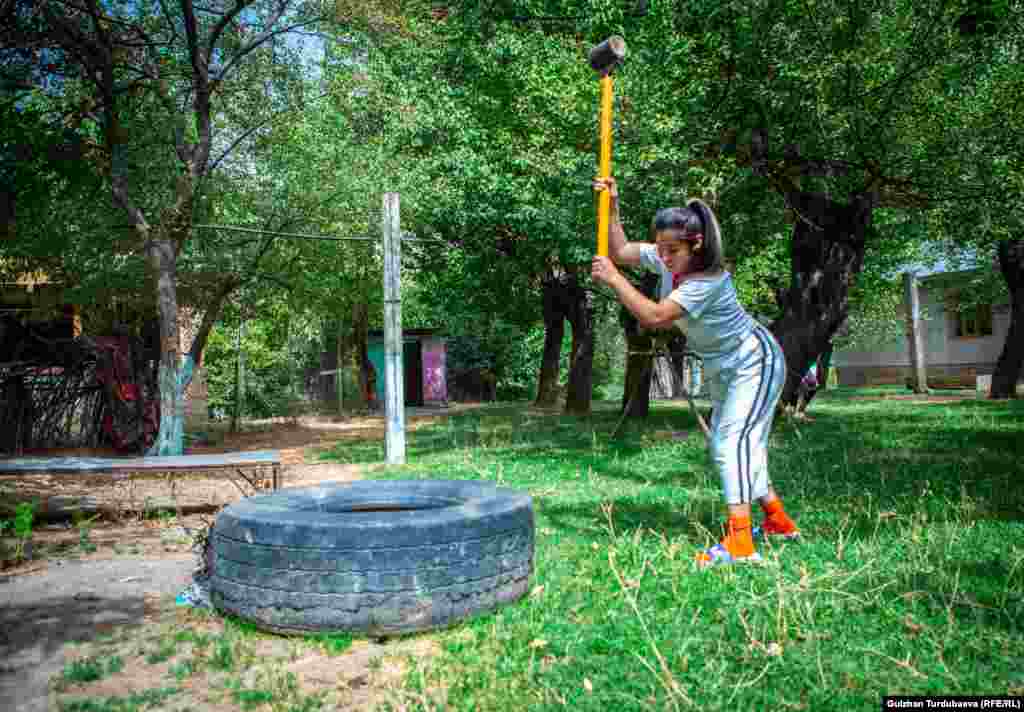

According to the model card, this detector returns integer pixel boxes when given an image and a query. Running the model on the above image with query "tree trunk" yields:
[146,239,184,456]
[145,256,233,452]
[816,342,834,390]
[619,271,660,418]
[336,326,346,414]
[351,302,376,411]
[668,333,688,397]
[321,319,340,407]
[621,332,653,417]
[769,192,873,406]
[536,274,568,407]
[564,276,596,415]
[991,239,1024,399]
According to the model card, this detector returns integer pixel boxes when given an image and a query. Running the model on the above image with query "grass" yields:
[52,599,348,710]
[59,656,125,687]
[58,686,180,711]
[315,392,1024,711]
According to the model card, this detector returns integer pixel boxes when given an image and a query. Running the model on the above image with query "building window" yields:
[954,303,993,338]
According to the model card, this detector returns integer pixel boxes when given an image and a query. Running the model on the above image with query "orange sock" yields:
[760,498,797,533]
[722,515,756,558]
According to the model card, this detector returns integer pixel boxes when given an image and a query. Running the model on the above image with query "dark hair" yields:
[649,198,725,273]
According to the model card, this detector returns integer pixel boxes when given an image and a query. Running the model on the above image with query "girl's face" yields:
[656,231,703,275]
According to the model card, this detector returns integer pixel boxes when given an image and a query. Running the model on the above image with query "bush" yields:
[204,318,319,420]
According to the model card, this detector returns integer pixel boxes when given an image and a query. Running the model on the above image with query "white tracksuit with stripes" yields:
[639,246,787,505]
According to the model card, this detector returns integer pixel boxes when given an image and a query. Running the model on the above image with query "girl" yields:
[591,178,799,568]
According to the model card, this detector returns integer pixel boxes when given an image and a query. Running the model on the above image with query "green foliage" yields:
[58,687,180,712]
[12,500,34,540]
[144,640,177,665]
[167,660,196,681]
[2,500,37,561]
[59,656,124,686]
[72,510,100,554]
[307,631,354,657]
[209,634,236,672]
[203,303,321,419]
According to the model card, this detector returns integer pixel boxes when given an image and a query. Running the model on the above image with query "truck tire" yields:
[209,479,534,635]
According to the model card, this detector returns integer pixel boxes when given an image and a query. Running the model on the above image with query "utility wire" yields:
[191,224,442,242]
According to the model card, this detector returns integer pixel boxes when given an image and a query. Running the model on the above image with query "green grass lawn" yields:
[319,392,1024,711]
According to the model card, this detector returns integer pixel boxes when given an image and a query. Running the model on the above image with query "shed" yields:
[367,329,447,407]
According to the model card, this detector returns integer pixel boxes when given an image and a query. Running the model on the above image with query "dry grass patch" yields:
[50,594,445,712]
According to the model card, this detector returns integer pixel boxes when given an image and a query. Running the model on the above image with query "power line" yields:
[192,223,441,243]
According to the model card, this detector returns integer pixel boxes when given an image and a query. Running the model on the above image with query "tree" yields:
[992,239,1024,398]
[683,0,1022,404]
[375,2,712,414]
[2,0,332,453]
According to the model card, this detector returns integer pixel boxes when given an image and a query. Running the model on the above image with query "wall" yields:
[367,342,386,404]
[833,278,1012,387]
[366,335,448,406]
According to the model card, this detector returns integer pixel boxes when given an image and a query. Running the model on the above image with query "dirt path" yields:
[0,555,196,711]
[0,412,475,711]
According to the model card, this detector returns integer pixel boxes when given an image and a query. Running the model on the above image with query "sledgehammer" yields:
[589,35,627,257]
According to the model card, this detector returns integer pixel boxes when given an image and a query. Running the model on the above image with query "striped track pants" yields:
[707,326,787,505]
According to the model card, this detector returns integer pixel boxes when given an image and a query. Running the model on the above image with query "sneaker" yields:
[695,543,764,570]
[752,519,801,542]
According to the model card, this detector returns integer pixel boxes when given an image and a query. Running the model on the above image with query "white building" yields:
[833,269,1016,389]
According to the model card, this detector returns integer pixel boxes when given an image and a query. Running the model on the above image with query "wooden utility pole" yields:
[903,272,929,394]
[382,193,406,464]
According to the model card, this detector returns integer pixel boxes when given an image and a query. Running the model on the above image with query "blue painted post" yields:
[382,193,406,464]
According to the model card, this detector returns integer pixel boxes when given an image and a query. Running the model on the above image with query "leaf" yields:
[583,677,593,693]
[528,638,547,650]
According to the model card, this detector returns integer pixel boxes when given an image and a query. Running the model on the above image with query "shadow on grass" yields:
[535,496,721,544]
[318,396,1024,536]
[775,399,1024,521]
[316,402,707,466]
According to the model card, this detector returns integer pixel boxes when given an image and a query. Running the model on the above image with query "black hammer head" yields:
[589,35,627,75]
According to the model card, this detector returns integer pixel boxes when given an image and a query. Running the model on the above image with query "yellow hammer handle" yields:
[596,74,613,258]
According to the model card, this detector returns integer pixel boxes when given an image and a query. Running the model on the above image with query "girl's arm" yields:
[592,256,682,329]
[595,178,645,267]
[645,316,680,331]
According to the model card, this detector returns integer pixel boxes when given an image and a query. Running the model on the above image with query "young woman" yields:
[591,178,800,568]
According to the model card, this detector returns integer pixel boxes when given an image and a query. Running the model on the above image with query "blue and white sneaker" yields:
[695,543,764,570]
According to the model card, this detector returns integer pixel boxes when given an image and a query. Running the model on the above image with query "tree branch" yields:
[207,0,254,57]
[208,90,330,173]
[186,274,240,366]
[155,0,181,48]
[214,13,327,82]
[179,0,213,177]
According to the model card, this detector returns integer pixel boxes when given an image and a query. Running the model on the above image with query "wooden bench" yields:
[0,450,283,514]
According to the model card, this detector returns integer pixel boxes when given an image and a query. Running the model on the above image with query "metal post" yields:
[903,272,928,393]
[382,193,406,464]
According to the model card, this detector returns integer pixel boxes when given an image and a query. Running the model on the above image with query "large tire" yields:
[209,480,534,635]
